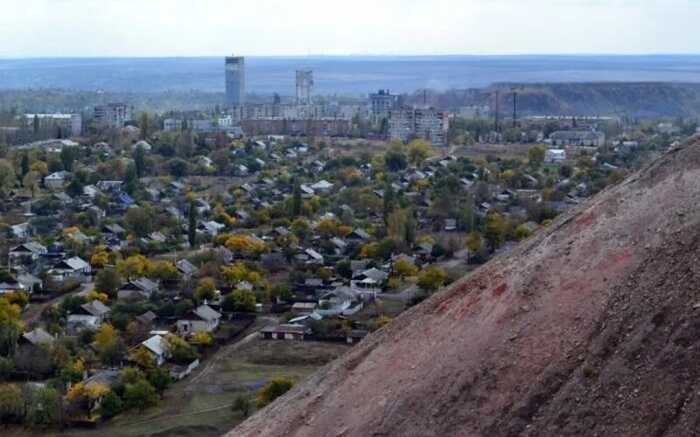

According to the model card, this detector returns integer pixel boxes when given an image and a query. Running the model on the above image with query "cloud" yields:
[0,0,698,56]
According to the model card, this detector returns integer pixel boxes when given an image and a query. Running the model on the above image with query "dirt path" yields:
[22,282,94,326]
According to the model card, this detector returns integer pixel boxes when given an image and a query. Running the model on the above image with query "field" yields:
[9,334,350,437]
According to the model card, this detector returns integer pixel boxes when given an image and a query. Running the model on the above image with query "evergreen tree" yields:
[188,201,198,249]
[134,145,146,178]
[20,153,29,178]
[291,180,302,217]
[124,163,139,195]
[139,113,149,140]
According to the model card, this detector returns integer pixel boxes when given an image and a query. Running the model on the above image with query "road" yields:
[22,281,94,326]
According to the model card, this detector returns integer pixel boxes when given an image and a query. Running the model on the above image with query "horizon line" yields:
[3,53,700,60]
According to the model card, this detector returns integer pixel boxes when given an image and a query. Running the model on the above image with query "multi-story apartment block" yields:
[94,103,133,128]
[389,108,449,146]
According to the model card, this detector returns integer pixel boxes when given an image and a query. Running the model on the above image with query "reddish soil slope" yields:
[230,140,700,437]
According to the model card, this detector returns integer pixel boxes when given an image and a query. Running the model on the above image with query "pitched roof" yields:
[176,259,198,275]
[141,335,168,357]
[81,300,111,317]
[22,328,54,346]
[192,304,221,322]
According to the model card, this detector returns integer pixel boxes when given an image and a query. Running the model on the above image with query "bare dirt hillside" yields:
[229,139,700,437]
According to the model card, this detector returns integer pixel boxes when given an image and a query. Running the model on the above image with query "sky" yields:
[1,0,699,57]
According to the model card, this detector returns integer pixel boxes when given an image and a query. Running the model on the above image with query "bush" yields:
[99,391,123,418]
[256,377,294,409]
[232,394,252,418]
[123,379,158,410]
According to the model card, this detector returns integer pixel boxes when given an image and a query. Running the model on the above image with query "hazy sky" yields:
[1,0,699,57]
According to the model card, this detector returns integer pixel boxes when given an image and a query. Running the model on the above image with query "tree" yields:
[256,377,294,408]
[528,145,546,167]
[26,387,62,426]
[99,391,123,418]
[195,277,217,303]
[514,224,534,240]
[129,347,155,370]
[148,260,179,282]
[23,171,40,196]
[417,266,448,293]
[0,159,16,198]
[484,212,506,252]
[223,289,256,313]
[384,149,407,172]
[168,158,189,178]
[123,379,158,410]
[191,331,214,347]
[407,139,433,166]
[20,153,30,178]
[387,208,413,246]
[224,234,267,257]
[188,201,197,249]
[134,144,146,178]
[291,179,302,217]
[232,395,252,418]
[394,258,419,278]
[117,255,151,280]
[124,206,154,237]
[95,324,123,365]
[0,383,24,424]
[123,162,139,195]
[466,231,484,261]
[60,146,78,172]
[0,297,22,356]
[383,182,395,222]
[139,113,150,140]
[147,367,172,394]
[165,335,198,365]
[95,268,122,297]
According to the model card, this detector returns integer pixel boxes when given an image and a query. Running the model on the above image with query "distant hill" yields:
[413,82,700,118]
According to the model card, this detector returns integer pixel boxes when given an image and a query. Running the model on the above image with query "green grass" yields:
[52,339,350,437]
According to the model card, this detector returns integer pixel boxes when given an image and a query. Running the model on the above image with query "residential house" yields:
[67,300,111,333]
[118,277,159,301]
[44,171,69,190]
[176,304,222,336]
[48,256,91,284]
[138,335,170,367]
[176,259,198,278]
[260,324,308,341]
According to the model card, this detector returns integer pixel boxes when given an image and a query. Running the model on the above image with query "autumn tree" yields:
[256,377,294,408]
[417,266,448,293]
[0,297,22,356]
[0,383,24,424]
[465,231,484,262]
[117,255,151,280]
[194,277,217,303]
[407,139,434,166]
[148,260,180,282]
[394,257,419,278]
[484,212,506,252]
[528,145,546,167]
